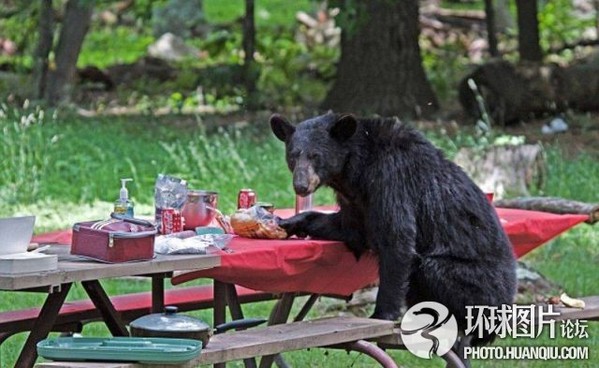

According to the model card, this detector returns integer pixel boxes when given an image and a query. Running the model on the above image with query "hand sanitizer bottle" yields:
[114,178,134,217]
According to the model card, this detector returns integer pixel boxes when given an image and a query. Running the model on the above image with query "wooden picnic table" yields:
[0,250,220,368]
[26,206,590,367]
[170,206,590,367]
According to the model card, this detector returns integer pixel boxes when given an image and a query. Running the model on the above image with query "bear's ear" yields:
[330,114,357,142]
[270,114,295,142]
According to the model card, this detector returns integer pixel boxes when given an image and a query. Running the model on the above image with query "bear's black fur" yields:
[270,113,517,345]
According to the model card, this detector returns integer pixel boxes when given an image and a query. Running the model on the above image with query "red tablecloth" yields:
[32,208,588,296]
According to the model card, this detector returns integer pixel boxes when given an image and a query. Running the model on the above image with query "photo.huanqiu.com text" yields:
[464,304,590,361]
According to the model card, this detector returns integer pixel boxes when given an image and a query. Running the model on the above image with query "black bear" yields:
[270,112,517,345]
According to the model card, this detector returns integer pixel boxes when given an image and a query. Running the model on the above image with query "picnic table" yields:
[24,206,589,367]
[172,207,589,294]
[170,207,590,367]
[0,251,220,368]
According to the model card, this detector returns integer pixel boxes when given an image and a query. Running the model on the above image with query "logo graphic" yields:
[400,301,458,359]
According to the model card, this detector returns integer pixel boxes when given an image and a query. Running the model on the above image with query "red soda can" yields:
[161,208,183,234]
[238,189,256,209]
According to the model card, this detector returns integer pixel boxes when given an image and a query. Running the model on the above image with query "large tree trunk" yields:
[484,0,499,57]
[242,0,258,109]
[494,0,515,32]
[595,0,599,38]
[516,0,543,62]
[322,0,438,118]
[44,0,94,106]
[33,0,54,100]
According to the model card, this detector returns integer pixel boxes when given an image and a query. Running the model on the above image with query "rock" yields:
[147,33,198,62]
[541,115,569,134]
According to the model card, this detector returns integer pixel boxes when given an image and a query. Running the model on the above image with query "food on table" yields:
[230,205,287,239]
[560,293,586,309]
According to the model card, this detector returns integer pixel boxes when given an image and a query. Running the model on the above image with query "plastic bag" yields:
[154,174,188,234]
[154,233,234,255]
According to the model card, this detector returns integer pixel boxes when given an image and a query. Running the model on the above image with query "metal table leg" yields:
[345,340,399,368]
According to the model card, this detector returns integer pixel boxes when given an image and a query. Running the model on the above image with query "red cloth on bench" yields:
[32,208,588,296]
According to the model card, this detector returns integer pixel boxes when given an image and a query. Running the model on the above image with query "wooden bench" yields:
[35,316,398,368]
[32,296,599,368]
[554,295,599,321]
[0,285,275,345]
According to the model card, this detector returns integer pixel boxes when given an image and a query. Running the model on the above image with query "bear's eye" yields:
[307,152,321,161]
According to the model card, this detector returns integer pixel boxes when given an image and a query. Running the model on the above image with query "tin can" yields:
[161,208,183,234]
[238,189,257,209]
[295,194,313,214]
[256,202,275,213]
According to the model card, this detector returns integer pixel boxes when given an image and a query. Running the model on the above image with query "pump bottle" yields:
[114,178,134,217]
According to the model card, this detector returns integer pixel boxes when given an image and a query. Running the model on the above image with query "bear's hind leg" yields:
[416,256,516,344]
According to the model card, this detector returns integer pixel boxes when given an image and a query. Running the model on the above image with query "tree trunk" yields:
[516,0,543,62]
[33,0,54,100]
[44,0,94,106]
[453,143,546,199]
[484,0,499,57]
[242,0,258,109]
[494,0,515,32]
[322,0,438,118]
[595,0,599,38]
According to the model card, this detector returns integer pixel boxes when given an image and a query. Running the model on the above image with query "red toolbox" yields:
[71,217,157,262]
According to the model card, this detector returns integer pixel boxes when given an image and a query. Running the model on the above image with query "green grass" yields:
[76,0,317,69]
[203,0,314,28]
[0,108,336,232]
[0,108,598,367]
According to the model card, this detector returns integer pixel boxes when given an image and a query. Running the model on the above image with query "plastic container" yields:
[114,178,134,217]
[37,336,201,364]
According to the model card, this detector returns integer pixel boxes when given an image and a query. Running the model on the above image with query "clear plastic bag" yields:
[154,233,234,255]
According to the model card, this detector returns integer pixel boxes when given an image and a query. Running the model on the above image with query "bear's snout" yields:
[293,163,320,196]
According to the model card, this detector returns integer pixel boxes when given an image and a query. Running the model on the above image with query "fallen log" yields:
[459,59,599,125]
[494,197,599,224]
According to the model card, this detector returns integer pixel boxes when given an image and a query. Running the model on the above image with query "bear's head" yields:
[270,113,357,196]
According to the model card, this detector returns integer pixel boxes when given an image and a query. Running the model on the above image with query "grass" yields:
[0,107,337,232]
[0,108,598,367]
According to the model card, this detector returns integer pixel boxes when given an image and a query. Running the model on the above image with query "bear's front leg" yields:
[367,195,417,321]
[371,245,414,320]
[278,211,341,239]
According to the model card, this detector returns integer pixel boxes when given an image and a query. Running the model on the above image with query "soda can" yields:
[161,208,183,234]
[238,189,257,209]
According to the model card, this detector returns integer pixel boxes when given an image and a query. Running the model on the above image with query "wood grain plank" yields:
[0,253,220,290]
[554,296,599,321]
[36,317,396,368]
[198,316,395,364]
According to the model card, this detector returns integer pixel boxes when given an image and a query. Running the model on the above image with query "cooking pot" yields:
[129,306,265,347]
[182,190,218,230]
[130,306,212,346]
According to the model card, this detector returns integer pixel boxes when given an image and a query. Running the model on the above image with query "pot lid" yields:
[130,306,210,333]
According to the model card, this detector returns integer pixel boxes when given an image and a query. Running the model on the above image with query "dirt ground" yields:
[501,113,599,158]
